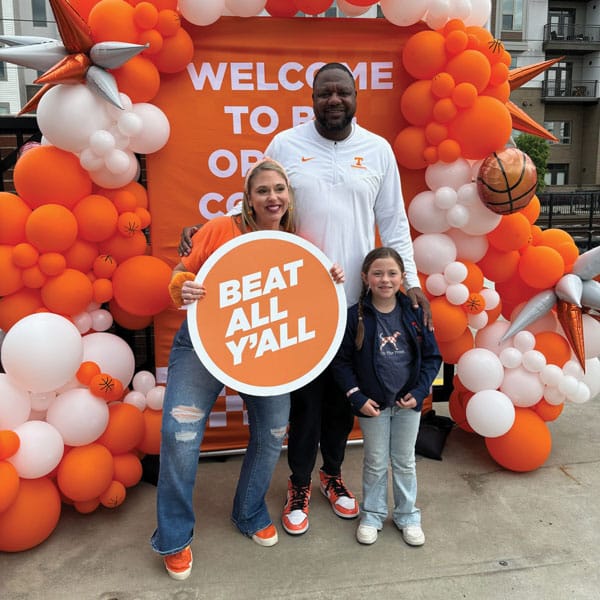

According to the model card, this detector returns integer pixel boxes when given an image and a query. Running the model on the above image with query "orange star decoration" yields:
[556,299,586,369]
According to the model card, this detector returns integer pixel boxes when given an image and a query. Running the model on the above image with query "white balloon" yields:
[540,364,564,387]
[457,348,504,392]
[558,374,579,397]
[444,261,468,284]
[79,147,105,171]
[480,288,500,310]
[461,195,502,235]
[426,158,473,191]
[513,330,536,353]
[29,390,56,412]
[499,347,522,369]
[337,0,372,16]
[474,320,512,355]
[132,370,156,394]
[446,204,470,228]
[446,283,470,305]
[225,0,266,17]
[446,228,489,263]
[178,0,224,25]
[413,233,457,275]
[0,374,31,429]
[521,349,546,373]
[105,148,133,175]
[128,103,170,154]
[408,191,450,234]
[89,153,139,188]
[464,0,491,26]
[1,313,83,394]
[117,111,143,137]
[46,388,109,446]
[124,390,147,411]
[89,129,116,156]
[569,381,591,404]
[500,366,544,407]
[90,309,114,332]
[36,84,112,153]
[466,389,515,437]
[434,186,458,210]
[543,384,565,406]
[145,385,165,410]
[582,314,600,358]
[426,273,447,296]
[449,0,472,20]
[82,332,136,388]
[7,420,64,479]
[467,311,488,330]
[72,312,93,334]
[562,359,584,379]
[582,358,600,400]
[380,0,428,26]
[457,182,480,206]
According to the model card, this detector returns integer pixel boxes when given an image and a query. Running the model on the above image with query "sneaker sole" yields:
[252,533,278,547]
[319,485,359,519]
[281,520,309,535]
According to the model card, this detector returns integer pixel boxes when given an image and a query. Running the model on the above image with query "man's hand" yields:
[406,287,433,331]
[178,225,200,256]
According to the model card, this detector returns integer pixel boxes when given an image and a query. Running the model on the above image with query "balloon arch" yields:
[0,0,599,552]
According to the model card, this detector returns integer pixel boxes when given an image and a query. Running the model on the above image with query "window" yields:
[0,102,10,115]
[545,164,569,186]
[32,0,47,27]
[545,61,572,97]
[0,61,5,81]
[502,0,523,31]
[544,121,572,144]
[549,8,575,40]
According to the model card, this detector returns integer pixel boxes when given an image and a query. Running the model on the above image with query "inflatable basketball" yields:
[477,148,538,214]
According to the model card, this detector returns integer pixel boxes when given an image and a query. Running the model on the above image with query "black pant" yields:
[287,366,355,487]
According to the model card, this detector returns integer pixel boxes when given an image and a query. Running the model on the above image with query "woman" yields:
[151,159,343,580]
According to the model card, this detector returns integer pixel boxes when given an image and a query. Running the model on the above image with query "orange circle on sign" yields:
[187,232,346,396]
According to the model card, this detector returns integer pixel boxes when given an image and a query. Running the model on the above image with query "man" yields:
[180,62,431,536]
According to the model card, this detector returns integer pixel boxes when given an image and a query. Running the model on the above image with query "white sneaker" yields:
[356,524,378,545]
[400,524,425,546]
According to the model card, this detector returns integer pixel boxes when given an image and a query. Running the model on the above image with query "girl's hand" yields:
[181,280,206,304]
[396,393,417,409]
[330,263,345,284]
[359,398,381,417]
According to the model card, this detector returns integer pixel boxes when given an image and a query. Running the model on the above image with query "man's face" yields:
[312,68,357,137]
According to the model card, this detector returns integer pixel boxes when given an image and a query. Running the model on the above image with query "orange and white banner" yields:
[146,16,426,450]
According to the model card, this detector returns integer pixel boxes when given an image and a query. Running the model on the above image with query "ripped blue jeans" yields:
[151,320,290,556]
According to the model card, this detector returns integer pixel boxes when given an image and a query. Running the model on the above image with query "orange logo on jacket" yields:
[352,157,366,169]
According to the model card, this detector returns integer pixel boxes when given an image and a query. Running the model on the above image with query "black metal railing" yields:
[541,79,598,99]
[537,191,600,251]
[544,23,600,43]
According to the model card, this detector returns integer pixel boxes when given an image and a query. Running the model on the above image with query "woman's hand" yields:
[180,280,206,304]
[330,262,345,284]
[396,393,417,409]
[359,398,381,417]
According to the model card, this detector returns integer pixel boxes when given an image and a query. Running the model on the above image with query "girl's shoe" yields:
[356,524,378,545]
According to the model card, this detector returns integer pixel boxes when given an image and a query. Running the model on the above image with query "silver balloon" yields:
[500,289,558,342]
[555,273,583,307]
[89,41,148,70]
[85,65,124,110]
[581,279,600,311]
[0,40,67,71]
[572,245,600,281]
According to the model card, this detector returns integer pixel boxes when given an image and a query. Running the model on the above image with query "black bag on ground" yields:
[415,409,454,461]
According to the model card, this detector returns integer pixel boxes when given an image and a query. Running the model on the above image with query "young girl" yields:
[332,247,441,546]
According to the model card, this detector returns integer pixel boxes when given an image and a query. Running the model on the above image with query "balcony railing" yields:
[543,23,600,43]
[541,79,598,101]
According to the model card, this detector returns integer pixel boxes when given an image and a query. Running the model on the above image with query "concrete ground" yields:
[2,399,599,600]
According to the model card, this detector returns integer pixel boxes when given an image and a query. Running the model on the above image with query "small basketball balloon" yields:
[477,148,537,214]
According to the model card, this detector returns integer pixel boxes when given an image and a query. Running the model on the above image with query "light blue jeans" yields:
[151,320,290,556]
[358,405,421,530]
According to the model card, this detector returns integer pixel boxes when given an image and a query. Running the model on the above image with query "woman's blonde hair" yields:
[241,158,295,233]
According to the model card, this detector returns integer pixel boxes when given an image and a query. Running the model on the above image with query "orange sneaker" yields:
[164,546,193,580]
[281,478,311,535]
[251,523,278,547]
[319,469,359,519]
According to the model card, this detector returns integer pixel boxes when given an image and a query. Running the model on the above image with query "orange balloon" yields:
[41,268,94,316]
[64,239,99,273]
[155,8,181,36]
[0,430,20,460]
[462,292,485,314]
[0,288,43,331]
[481,81,511,103]
[534,331,571,367]
[537,228,579,263]
[77,361,102,385]
[430,297,468,343]
[452,82,478,108]
[495,271,538,307]
[12,242,39,268]
[433,98,457,123]
[393,127,428,171]
[97,403,145,454]
[402,30,447,80]
[485,408,552,472]
[0,477,61,552]
[477,246,519,283]
[437,327,474,364]
[446,49,491,92]
[38,252,67,277]
[0,461,20,512]
[117,211,142,237]
[111,55,161,103]
[98,181,148,209]
[93,254,118,278]
[437,139,461,163]
[99,479,126,508]
[152,27,194,74]
[445,30,468,55]
[110,190,137,213]
[74,498,100,514]
[108,299,154,330]
[57,444,114,502]
[89,373,124,402]
[519,194,540,224]
[140,29,164,56]
[88,0,138,43]
[485,299,503,324]
[448,389,474,433]
[518,245,565,289]
[401,80,435,126]
[99,230,148,264]
[447,96,512,160]
[490,62,509,86]
[137,408,162,455]
[430,72,455,98]
[487,213,532,252]
[0,192,31,244]
[112,255,173,317]
[425,121,448,145]
[22,265,46,289]
[73,194,119,242]
[533,399,564,422]
[112,452,143,488]
[13,145,92,209]
[93,278,114,304]
[462,260,484,293]
[135,206,152,229]
[25,204,78,253]
[133,1,158,28]
[0,245,24,296]
[423,146,438,164]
